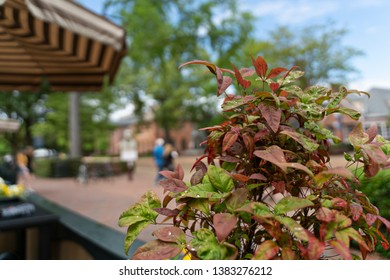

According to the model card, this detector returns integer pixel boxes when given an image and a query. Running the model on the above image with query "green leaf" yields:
[328,107,361,120]
[188,198,210,215]
[124,220,151,255]
[207,165,234,193]
[236,202,273,219]
[275,216,309,241]
[304,121,340,143]
[280,130,319,152]
[274,196,314,215]
[180,182,229,201]
[118,190,161,227]
[296,103,324,121]
[132,240,182,260]
[301,86,331,104]
[327,86,348,109]
[190,228,237,260]
[252,240,279,260]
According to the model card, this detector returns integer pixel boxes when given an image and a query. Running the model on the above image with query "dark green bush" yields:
[359,169,390,258]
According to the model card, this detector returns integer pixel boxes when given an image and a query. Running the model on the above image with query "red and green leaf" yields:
[132,240,182,260]
[280,130,319,152]
[252,240,279,260]
[213,213,238,242]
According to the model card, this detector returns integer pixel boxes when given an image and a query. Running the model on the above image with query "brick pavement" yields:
[29,156,197,242]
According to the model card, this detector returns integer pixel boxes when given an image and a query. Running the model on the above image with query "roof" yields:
[0,0,127,92]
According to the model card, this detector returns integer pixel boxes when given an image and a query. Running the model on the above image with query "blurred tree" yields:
[103,0,254,139]
[31,86,115,155]
[0,90,47,153]
[241,22,363,88]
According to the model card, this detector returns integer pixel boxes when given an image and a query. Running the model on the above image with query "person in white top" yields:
[119,129,138,180]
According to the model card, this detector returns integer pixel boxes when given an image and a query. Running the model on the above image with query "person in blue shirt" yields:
[152,138,165,182]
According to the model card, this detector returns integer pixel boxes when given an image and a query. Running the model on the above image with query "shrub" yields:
[358,168,390,258]
[119,56,390,260]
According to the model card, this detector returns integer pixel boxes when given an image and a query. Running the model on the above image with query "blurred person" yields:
[153,138,165,182]
[163,142,178,171]
[119,129,138,181]
[16,148,31,187]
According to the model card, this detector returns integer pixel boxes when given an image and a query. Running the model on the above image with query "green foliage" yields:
[358,169,390,258]
[104,0,254,136]
[120,56,390,260]
[31,89,115,155]
[242,23,363,88]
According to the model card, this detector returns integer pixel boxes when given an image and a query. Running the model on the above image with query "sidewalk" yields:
[29,156,197,242]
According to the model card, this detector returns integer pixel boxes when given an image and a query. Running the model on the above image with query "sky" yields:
[78,0,390,92]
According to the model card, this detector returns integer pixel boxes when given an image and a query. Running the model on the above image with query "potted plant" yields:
[119,56,390,259]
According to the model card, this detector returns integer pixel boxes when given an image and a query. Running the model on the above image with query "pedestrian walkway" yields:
[29,156,197,242]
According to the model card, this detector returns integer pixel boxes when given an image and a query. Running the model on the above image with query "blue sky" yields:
[79,0,390,92]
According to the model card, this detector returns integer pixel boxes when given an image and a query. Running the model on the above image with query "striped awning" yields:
[0,0,127,92]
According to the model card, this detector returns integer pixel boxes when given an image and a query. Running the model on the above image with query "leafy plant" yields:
[119,56,390,260]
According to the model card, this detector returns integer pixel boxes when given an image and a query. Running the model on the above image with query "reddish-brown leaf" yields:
[254,145,286,171]
[378,216,390,233]
[331,198,347,209]
[350,204,363,221]
[154,208,180,217]
[242,133,254,158]
[231,173,250,183]
[362,143,389,164]
[159,170,177,179]
[175,164,185,180]
[365,213,377,226]
[159,178,188,193]
[249,173,267,181]
[316,207,335,222]
[213,213,238,242]
[190,169,205,186]
[270,82,280,92]
[240,67,256,77]
[258,104,281,133]
[222,130,239,152]
[233,64,251,89]
[251,55,268,78]
[272,181,285,194]
[132,240,181,260]
[254,129,270,142]
[218,76,233,96]
[267,67,288,79]
[366,124,378,143]
[178,60,217,74]
[153,226,185,243]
